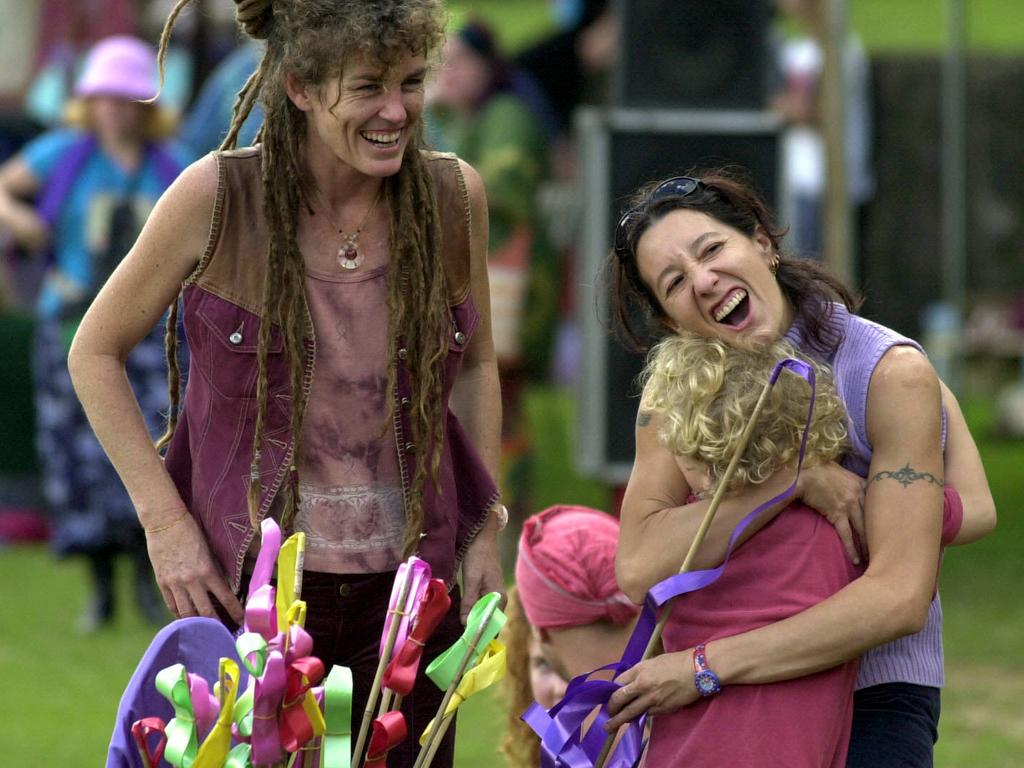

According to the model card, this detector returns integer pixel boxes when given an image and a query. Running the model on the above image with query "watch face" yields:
[695,669,721,696]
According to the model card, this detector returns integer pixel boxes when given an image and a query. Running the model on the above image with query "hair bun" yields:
[235,0,274,40]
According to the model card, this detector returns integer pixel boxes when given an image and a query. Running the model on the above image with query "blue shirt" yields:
[21,130,190,319]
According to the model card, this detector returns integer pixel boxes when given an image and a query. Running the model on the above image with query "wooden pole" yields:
[592,375,779,768]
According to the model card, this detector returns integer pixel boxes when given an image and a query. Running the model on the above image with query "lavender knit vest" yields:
[787,303,945,690]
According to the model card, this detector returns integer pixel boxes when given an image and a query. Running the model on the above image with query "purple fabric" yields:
[106,617,247,768]
[785,303,946,690]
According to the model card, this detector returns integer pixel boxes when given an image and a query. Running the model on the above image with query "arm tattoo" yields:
[869,463,943,488]
[636,411,652,428]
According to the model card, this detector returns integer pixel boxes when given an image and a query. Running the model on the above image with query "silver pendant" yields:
[337,239,364,270]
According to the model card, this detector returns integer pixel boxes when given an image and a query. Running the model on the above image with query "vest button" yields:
[404,442,416,454]
[229,331,243,345]
[400,397,411,410]
[454,330,467,345]
[398,348,408,361]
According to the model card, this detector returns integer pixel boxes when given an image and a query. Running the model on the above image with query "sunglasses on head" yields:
[613,176,701,261]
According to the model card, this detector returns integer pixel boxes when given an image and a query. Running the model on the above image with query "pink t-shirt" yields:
[644,501,863,768]
[292,265,405,574]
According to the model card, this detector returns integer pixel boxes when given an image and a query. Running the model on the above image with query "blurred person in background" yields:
[771,0,874,260]
[178,38,264,156]
[427,19,560,530]
[0,35,189,631]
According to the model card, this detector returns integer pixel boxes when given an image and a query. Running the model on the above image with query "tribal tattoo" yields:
[869,463,943,488]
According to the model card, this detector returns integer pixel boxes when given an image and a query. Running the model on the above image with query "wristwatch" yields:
[692,643,722,697]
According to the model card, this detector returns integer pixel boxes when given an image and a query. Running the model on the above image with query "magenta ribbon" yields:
[524,358,817,768]
[187,672,220,742]
[250,649,288,765]
[380,556,432,659]
[246,519,283,640]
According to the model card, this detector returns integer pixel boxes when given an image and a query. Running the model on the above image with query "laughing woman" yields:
[66,2,505,766]
[602,171,995,767]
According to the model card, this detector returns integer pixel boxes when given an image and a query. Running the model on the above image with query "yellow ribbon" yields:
[277,532,306,631]
[194,658,241,768]
[419,640,506,745]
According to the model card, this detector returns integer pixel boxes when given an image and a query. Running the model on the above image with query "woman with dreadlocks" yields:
[68,2,504,764]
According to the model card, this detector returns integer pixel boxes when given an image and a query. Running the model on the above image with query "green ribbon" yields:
[233,685,254,740]
[155,663,198,768]
[223,742,252,768]
[320,666,353,768]
[236,631,269,678]
[425,592,506,690]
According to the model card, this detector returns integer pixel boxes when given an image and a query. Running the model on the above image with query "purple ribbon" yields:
[524,358,817,768]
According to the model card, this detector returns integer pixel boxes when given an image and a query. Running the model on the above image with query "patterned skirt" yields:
[32,318,180,556]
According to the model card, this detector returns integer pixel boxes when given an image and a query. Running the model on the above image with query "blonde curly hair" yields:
[640,335,849,494]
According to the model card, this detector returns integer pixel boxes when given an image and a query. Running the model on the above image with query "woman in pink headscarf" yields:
[501,504,639,766]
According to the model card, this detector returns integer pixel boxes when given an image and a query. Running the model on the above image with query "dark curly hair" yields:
[603,167,861,355]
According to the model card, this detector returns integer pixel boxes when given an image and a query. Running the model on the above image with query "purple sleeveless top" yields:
[786,302,945,690]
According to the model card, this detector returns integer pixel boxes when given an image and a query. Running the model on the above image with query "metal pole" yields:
[821,0,852,286]
[941,0,968,394]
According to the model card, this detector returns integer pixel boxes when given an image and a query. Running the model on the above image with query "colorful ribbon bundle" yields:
[132,519,346,768]
[411,592,508,768]
[523,358,820,768]
[129,524,506,768]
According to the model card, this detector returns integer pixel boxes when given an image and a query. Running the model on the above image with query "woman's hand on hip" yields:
[459,525,505,623]
[797,460,867,564]
[145,512,244,624]
[605,650,698,732]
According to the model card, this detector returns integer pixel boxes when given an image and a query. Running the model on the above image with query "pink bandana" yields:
[515,505,640,630]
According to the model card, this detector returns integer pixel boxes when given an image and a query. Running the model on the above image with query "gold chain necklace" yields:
[311,185,383,270]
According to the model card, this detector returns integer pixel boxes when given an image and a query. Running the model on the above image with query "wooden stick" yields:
[353,572,414,768]
[592,376,777,768]
[418,712,454,768]
[411,600,499,768]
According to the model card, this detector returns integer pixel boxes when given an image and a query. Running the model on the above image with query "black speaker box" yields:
[612,0,774,111]
[575,107,783,482]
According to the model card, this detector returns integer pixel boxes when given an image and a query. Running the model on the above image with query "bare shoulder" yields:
[870,344,939,396]
[867,344,941,443]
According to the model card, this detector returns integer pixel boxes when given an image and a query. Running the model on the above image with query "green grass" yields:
[1,390,1022,764]
[445,0,1024,55]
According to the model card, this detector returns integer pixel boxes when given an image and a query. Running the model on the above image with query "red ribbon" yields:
[365,711,408,768]
[279,656,326,753]
[131,717,167,768]
[381,579,451,696]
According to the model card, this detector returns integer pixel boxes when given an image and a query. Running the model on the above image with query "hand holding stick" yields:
[592,373,780,768]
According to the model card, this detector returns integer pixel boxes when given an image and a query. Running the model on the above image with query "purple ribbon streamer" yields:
[524,358,816,768]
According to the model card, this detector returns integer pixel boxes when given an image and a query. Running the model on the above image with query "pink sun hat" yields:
[74,35,160,102]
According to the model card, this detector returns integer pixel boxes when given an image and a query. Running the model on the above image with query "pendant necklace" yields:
[313,185,383,271]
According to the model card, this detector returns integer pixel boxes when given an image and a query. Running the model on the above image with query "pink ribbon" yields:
[380,557,431,658]
[187,672,220,741]
[245,519,283,640]
[250,650,287,765]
